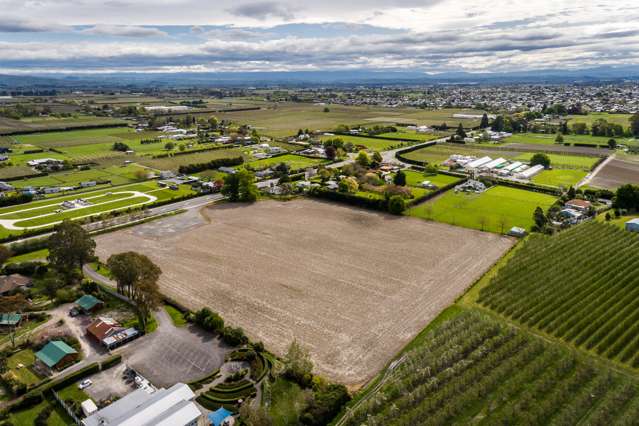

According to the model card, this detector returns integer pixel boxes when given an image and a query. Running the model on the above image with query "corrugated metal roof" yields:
[35,340,77,368]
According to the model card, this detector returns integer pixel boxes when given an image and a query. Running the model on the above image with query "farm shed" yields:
[75,294,104,314]
[35,340,78,370]
[0,313,22,327]
[626,218,639,233]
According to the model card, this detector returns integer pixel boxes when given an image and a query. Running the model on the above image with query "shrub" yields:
[222,326,248,346]
[193,308,224,333]
[100,354,122,370]
[388,195,406,215]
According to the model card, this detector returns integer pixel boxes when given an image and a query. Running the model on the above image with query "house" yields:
[26,158,64,171]
[0,274,32,296]
[0,313,22,328]
[35,340,78,370]
[565,199,592,212]
[75,294,104,314]
[0,155,8,162]
[559,208,584,223]
[625,218,639,233]
[82,382,201,426]
[86,317,119,344]
[209,407,235,426]
[0,181,13,192]
[102,327,140,350]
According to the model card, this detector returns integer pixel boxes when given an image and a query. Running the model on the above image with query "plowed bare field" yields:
[94,199,513,385]
[590,158,639,189]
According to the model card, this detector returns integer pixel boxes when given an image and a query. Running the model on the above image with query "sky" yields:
[0,0,638,75]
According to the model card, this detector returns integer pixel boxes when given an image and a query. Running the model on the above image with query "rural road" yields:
[577,152,616,188]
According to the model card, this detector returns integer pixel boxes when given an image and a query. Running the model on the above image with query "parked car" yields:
[69,307,80,317]
[78,379,93,390]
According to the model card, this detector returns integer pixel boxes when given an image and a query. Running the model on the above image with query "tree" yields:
[393,170,407,186]
[222,170,258,202]
[555,133,564,144]
[356,151,370,167]
[338,177,358,193]
[48,220,95,280]
[164,141,175,151]
[107,251,161,332]
[240,404,273,426]
[112,142,130,152]
[455,123,467,139]
[614,184,639,210]
[608,138,617,149]
[323,107,330,113]
[530,153,551,169]
[372,151,383,164]
[491,115,505,132]
[388,195,406,215]
[325,145,336,161]
[497,216,509,234]
[480,113,489,129]
[0,245,11,266]
[178,144,186,152]
[630,113,639,137]
[284,339,313,385]
[532,206,548,232]
[424,163,439,176]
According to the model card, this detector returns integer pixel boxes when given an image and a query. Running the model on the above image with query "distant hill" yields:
[1,66,639,89]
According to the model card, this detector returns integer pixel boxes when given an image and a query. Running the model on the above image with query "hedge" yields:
[407,177,467,207]
[187,368,220,390]
[178,156,243,174]
[195,395,237,412]
[100,354,122,370]
[309,187,388,212]
[211,380,254,393]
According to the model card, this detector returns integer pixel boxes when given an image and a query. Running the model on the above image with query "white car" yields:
[78,379,93,390]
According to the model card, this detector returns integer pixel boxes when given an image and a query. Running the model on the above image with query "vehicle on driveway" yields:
[78,379,93,390]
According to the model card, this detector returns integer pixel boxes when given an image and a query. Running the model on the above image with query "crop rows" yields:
[478,222,639,366]
[341,311,639,426]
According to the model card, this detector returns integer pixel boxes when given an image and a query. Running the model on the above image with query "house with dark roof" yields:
[0,274,32,296]
[75,294,104,314]
[35,340,78,370]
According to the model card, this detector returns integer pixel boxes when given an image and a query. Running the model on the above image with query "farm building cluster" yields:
[444,155,546,181]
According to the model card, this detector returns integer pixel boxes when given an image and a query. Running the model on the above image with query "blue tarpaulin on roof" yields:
[209,408,233,426]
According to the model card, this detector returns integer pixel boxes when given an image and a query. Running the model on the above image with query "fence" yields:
[51,389,82,425]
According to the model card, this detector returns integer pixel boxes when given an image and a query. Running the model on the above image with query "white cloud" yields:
[82,25,168,37]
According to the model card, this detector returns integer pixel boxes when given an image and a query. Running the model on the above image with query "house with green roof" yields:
[35,340,78,370]
[75,294,104,314]
[0,313,22,327]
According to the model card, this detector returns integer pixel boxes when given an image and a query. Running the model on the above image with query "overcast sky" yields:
[0,0,637,74]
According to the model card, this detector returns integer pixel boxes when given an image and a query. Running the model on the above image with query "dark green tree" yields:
[47,220,95,280]
[393,170,406,186]
[455,123,467,139]
[479,113,489,129]
[530,153,551,169]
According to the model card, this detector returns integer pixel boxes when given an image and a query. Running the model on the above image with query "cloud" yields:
[0,17,67,33]
[227,1,295,21]
[82,25,168,37]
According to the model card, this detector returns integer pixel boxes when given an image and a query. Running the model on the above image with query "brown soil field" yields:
[94,199,514,385]
[590,158,639,189]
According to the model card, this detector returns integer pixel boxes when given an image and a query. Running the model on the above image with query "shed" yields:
[35,340,78,370]
[626,218,639,233]
[81,399,98,416]
[0,313,22,327]
[209,408,234,426]
[75,294,104,314]
[507,227,527,238]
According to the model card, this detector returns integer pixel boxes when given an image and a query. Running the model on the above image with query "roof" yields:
[87,317,120,341]
[626,218,639,225]
[0,274,32,294]
[209,408,234,426]
[566,199,592,208]
[83,383,198,426]
[35,340,77,368]
[75,294,103,311]
[102,328,139,347]
[81,399,98,416]
[0,313,22,326]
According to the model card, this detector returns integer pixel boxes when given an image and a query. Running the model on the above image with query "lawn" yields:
[5,349,41,386]
[164,305,187,327]
[568,112,632,128]
[321,134,414,151]
[10,163,150,189]
[57,382,90,404]
[403,170,462,189]
[243,154,326,172]
[504,132,630,147]
[531,169,588,187]
[8,249,49,263]
[407,185,558,233]
[9,399,73,426]
[376,131,442,142]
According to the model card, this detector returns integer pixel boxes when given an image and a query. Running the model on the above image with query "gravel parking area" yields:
[96,199,513,386]
[84,363,132,402]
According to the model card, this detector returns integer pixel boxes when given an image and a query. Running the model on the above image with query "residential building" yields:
[35,340,78,370]
[0,274,32,296]
[82,382,201,426]
[565,199,592,212]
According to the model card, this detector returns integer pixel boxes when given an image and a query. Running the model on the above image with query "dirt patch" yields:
[590,158,639,189]
[94,199,514,385]
[503,142,608,156]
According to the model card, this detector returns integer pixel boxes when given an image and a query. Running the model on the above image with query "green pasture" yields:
[531,169,588,188]
[243,154,326,172]
[321,134,415,151]
[376,131,442,142]
[407,185,557,233]
[568,112,632,128]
